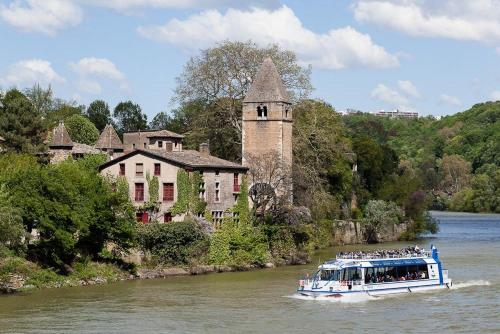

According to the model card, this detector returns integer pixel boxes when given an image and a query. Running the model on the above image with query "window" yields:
[133,143,136,149]
[233,173,240,192]
[215,182,220,202]
[285,109,289,118]
[136,163,143,177]
[257,105,268,119]
[215,170,220,176]
[165,142,173,152]
[143,143,147,149]
[141,212,149,224]
[199,181,206,200]
[119,163,125,176]
[163,183,174,202]
[174,141,178,147]
[158,141,163,148]
[135,183,144,201]
[154,163,161,176]
[164,212,172,223]
[212,210,223,228]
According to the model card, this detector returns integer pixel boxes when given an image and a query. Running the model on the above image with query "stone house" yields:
[98,140,247,225]
[94,124,124,158]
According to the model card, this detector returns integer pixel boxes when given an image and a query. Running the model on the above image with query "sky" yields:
[1,0,500,119]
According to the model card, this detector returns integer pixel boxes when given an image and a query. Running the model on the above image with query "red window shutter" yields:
[233,173,240,192]
[164,213,172,222]
[154,163,161,176]
[163,183,174,202]
[135,183,144,201]
[142,212,149,224]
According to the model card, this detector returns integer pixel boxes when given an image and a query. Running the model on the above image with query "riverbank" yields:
[1,218,415,294]
[0,255,309,294]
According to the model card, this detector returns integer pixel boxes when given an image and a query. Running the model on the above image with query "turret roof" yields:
[95,124,123,150]
[49,121,73,148]
[243,57,290,103]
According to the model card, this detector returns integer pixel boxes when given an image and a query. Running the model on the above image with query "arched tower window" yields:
[257,105,268,119]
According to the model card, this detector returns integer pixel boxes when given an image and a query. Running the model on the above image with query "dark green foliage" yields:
[113,101,148,135]
[0,186,26,254]
[65,114,100,145]
[0,89,45,153]
[149,111,172,130]
[137,219,209,265]
[86,100,112,131]
[0,154,136,272]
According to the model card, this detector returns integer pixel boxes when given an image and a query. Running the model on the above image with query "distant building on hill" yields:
[374,109,418,119]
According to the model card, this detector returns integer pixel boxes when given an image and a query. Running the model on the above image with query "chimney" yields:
[199,142,210,156]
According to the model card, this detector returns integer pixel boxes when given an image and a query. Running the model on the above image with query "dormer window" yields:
[257,105,268,119]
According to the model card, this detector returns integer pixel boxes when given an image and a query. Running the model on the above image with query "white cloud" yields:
[439,94,462,106]
[353,1,500,44]
[86,0,277,10]
[397,80,421,98]
[138,5,399,69]
[0,59,65,87]
[0,0,83,36]
[371,83,409,106]
[490,90,500,100]
[70,57,128,93]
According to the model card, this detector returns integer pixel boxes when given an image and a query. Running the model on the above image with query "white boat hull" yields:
[297,278,452,298]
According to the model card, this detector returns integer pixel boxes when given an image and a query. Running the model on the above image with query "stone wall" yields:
[331,220,408,245]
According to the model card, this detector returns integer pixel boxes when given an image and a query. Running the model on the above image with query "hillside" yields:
[343,101,500,213]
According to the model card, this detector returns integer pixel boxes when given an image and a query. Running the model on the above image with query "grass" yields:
[0,255,128,292]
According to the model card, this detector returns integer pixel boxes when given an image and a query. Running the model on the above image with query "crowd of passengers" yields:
[365,270,427,283]
[337,246,426,259]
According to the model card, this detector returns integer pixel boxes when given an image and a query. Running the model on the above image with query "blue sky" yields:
[1,0,500,119]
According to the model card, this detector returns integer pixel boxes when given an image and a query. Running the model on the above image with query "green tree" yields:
[0,89,45,153]
[149,112,172,130]
[113,101,147,135]
[0,154,136,272]
[65,114,100,145]
[292,99,352,219]
[173,41,312,161]
[0,185,26,253]
[86,100,112,131]
[362,200,404,243]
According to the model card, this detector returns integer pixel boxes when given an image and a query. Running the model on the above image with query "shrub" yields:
[137,219,209,266]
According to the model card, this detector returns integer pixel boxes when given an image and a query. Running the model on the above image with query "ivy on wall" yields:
[170,170,207,216]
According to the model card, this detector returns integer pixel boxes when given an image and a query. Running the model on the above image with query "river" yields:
[0,212,499,333]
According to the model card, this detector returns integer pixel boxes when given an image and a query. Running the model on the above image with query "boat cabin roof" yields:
[319,257,437,270]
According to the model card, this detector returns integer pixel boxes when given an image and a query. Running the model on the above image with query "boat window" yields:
[347,268,362,281]
[319,270,332,280]
[365,268,375,283]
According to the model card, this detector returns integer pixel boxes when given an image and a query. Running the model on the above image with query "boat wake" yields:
[450,280,490,290]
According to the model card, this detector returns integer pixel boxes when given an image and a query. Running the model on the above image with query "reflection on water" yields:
[0,212,499,333]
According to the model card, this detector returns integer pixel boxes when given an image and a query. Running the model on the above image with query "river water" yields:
[0,212,499,333]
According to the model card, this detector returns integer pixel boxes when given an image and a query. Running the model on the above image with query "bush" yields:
[137,219,209,266]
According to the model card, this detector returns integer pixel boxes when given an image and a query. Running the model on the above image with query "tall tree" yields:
[113,101,147,135]
[0,89,45,153]
[86,100,112,131]
[173,41,312,160]
[149,111,171,130]
[292,99,352,219]
[65,114,100,145]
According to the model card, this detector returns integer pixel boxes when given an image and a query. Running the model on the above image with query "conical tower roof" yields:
[95,124,123,150]
[243,57,290,103]
[49,121,73,148]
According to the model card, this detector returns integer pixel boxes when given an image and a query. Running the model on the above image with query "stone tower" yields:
[242,57,293,200]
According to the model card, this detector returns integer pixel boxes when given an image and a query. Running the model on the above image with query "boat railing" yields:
[335,251,431,260]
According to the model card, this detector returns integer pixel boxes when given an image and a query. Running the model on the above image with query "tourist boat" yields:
[297,245,452,298]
